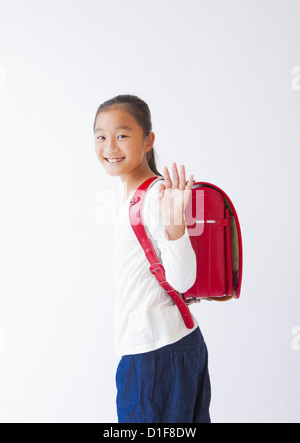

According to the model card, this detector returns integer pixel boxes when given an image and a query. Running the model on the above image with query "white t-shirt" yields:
[112,178,199,357]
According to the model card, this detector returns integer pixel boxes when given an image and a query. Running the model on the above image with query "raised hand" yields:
[157,162,194,236]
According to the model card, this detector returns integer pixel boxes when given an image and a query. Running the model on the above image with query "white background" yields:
[0,0,300,423]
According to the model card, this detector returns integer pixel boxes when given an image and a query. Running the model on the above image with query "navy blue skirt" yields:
[115,327,211,423]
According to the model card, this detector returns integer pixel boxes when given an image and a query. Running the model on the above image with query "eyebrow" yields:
[94,125,133,133]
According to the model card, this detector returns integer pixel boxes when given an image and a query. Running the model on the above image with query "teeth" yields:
[106,158,124,163]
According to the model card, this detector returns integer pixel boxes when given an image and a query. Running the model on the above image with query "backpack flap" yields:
[183,182,242,303]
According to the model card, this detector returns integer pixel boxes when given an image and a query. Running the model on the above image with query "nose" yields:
[104,138,120,152]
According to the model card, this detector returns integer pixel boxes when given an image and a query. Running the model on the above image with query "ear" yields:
[144,132,155,152]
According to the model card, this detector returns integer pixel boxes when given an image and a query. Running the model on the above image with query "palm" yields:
[158,163,194,227]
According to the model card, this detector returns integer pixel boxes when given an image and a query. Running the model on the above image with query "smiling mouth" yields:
[105,157,125,163]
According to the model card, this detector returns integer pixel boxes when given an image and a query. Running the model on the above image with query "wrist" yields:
[165,218,186,241]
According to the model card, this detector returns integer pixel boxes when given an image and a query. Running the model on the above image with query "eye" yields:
[96,135,127,140]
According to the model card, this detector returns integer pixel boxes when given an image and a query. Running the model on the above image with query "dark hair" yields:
[93,94,163,177]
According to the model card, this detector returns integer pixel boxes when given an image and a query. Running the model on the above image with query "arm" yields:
[143,164,197,293]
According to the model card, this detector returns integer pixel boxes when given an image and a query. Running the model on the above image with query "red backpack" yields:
[129,176,243,329]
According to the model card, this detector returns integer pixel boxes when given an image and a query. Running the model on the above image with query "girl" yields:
[93,94,211,423]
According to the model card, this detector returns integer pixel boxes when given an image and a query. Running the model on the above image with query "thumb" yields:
[157,183,165,198]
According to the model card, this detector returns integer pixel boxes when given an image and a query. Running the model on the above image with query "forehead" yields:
[95,106,139,132]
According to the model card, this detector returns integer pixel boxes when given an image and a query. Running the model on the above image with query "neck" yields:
[120,166,159,201]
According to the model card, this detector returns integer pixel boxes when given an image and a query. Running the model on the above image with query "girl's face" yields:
[94,106,154,179]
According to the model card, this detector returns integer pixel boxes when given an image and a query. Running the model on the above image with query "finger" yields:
[186,174,194,190]
[163,166,172,188]
[171,162,180,189]
[179,165,186,191]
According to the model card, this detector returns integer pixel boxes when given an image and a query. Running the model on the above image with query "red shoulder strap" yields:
[129,177,194,329]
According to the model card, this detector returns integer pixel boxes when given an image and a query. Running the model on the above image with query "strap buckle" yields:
[149,263,166,283]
